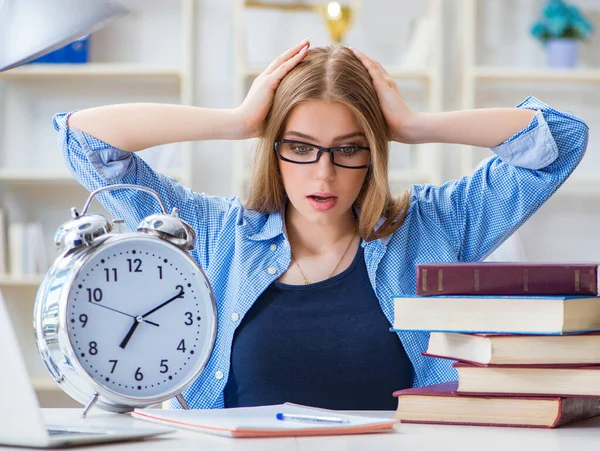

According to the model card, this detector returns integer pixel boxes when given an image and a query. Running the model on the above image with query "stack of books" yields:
[392,262,600,428]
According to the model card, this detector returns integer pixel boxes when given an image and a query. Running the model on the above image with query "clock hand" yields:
[88,301,159,327]
[119,286,184,349]
[141,285,185,319]
[119,319,140,349]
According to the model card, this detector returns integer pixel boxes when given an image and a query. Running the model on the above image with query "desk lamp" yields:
[0,0,128,72]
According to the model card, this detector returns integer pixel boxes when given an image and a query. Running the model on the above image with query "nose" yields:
[314,150,336,180]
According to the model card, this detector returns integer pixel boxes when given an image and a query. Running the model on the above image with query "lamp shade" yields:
[0,0,128,72]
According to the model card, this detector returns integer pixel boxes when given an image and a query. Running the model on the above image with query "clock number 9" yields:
[79,314,88,328]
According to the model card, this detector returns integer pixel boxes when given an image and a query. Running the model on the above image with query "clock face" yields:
[66,236,215,399]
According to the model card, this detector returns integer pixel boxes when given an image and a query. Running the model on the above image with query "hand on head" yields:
[236,42,418,144]
[236,39,310,139]
[351,48,418,144]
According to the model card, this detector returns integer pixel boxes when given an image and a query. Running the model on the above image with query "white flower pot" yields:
[546,39,579,69]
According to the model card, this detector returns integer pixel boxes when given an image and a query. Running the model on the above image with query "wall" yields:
[190,0,600,262]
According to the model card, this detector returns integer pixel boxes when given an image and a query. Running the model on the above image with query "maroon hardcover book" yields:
[416,262,599,296]
[393,381,600,428]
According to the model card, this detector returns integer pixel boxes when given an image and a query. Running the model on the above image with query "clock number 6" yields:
[135,367,144,381]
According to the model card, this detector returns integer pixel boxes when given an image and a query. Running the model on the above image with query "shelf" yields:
[386,67,431,80]
[0,170,80,184]
[472,66,600,83]
[0,170,187,185]
[554,177,600,197]
[0,63,183,80]
[0,274,44,287]
[241,65,431,81]
[389,169,434,185]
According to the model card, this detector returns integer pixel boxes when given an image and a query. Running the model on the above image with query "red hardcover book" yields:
[416,262,598,296]
[394,381,600,428]
[453,362,600,397]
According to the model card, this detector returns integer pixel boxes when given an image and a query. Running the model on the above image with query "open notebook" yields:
[131,403,399,438]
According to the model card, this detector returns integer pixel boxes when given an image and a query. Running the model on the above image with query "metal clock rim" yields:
[36,233,218,411]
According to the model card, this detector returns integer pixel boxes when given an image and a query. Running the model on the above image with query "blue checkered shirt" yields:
[54,96,588,409]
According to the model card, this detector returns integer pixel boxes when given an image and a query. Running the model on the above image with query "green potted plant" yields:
[531,0,593,68]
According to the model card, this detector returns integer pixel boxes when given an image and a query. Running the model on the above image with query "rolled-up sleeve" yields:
[54,111,235,269]
[412,96,589,262]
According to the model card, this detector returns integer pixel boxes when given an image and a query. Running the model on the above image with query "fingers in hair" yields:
[265,39,310,75]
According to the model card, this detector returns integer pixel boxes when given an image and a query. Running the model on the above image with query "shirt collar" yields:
[246,209,286,242]
[246,205,392,247]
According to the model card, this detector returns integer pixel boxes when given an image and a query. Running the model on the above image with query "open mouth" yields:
[308,195,336,203]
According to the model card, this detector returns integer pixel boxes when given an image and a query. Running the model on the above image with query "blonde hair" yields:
[245,46,409,242]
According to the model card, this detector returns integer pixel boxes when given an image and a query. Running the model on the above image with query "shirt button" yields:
[231,312,239,322]
[267,267,276,275]
[215,370,224,380]
[270,244,277,251]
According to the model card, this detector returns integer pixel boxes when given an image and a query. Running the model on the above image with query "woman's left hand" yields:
[352,48,420,144]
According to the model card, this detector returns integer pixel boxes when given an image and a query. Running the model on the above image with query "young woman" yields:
[55,39,588,410]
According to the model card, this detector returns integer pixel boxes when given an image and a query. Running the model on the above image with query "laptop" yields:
[0,289,174,447]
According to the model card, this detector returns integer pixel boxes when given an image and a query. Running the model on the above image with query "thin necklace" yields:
[291,233,356,285]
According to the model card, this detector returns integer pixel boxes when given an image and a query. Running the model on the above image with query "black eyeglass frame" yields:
[274,139,371,169]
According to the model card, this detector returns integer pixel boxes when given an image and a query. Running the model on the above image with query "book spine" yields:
[416,264,599,296]
[554,397,600,427]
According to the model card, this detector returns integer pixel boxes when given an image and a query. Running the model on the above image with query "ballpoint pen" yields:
[275,412,350,424]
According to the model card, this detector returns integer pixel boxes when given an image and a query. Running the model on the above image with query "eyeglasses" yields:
[274,139,371,169]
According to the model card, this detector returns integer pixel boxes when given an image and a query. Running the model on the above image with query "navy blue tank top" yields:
[223,244,413,410]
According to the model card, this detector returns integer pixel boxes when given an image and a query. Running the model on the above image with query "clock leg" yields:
[81,392,99,418]
[176,394,189,410]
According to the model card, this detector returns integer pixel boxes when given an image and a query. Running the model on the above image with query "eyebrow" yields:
[284,131,367,143]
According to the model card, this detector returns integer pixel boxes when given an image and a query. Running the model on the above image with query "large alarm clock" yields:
[34,184,217,416]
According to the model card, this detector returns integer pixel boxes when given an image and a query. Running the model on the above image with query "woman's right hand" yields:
[235,39,310,139]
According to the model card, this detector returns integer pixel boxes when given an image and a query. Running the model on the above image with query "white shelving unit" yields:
[231,0,445,199]
[0,0,196,401]
[460,0,600,195]
[1,63,185,79]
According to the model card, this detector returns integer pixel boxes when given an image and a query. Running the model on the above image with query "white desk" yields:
[6,409,600,450]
